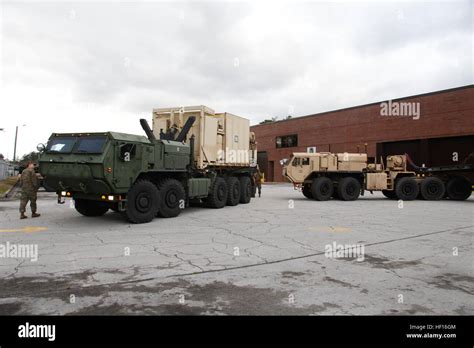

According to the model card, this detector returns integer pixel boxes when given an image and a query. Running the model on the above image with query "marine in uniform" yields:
[19,161,41,219]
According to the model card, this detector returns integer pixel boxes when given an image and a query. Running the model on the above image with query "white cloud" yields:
[0,0,471,159]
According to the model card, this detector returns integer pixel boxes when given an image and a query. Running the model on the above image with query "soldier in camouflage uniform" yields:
[253,166,263,198]
[19,161,41,219]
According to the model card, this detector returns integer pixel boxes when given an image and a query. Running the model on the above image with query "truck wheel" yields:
[395,177,419,201]
[206,176,228,208]
[420,177,445,200]
[311,177,333,201]
[74,199,109,217]
[446,176,471,201]
[302,184,313,199]
[158,178,185,218]
[226,176,241,206]
[337,177,361,201]
[239,176,252,204]
[382,190,397,199]
[124,180,160,223]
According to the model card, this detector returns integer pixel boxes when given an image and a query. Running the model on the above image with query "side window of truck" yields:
[302,158,310,165]
[119,143,136,162]
[292,158,300,166]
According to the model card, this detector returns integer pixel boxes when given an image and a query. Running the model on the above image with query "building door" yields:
[378,140,422,166]
[257,151,268,179]
[267,161,274,182]
[428,135,474,166]
[378,135,474,168]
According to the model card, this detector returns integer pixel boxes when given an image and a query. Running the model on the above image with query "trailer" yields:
[283,152,473,201]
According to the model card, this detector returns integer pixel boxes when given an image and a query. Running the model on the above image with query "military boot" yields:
[20,213,28,219]
[32,212,41,218]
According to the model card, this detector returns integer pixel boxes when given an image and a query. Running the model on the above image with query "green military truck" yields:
[38,109,257,224]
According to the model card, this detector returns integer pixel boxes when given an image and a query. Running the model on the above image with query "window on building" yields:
[276,134,298,148]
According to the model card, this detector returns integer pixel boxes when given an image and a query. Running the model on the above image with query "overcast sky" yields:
[0,0,472,160]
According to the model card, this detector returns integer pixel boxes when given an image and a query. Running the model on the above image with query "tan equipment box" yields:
[366,172,388,190]
[336,153,367,171]
[152,106,255,169]
[317,153,338,171]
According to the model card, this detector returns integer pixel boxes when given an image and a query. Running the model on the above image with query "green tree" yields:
[19,151,40,167]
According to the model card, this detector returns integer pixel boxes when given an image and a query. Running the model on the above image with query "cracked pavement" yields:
[0,184,473,315]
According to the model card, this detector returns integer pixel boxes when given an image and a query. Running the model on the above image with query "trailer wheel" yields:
[206,176,228,208]
[157,178,185,218]
[302,184,313,199]
[226,176,241,206]
[124,180,160,223]
[337,177,361,201]
[395,177,419,201]
[446,177,472,201]
[311,177,333,201]
[74,199,109,217]
[420,177,445,201]
[239,176,252,204]
[382,190,397,199]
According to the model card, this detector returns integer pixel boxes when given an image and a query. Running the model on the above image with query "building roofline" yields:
[251,84,474,128]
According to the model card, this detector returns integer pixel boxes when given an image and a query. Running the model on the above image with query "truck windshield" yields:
[46,137,77,153]
[74,136,107,154]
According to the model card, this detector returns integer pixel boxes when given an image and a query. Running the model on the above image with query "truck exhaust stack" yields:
[175,116,196,142]
[139,119,156,142]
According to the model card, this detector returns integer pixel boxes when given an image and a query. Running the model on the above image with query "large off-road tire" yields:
[446,176,472,201]
[337,177,361,201]
[157,178,185,218]
[395,177,419,201]
[239,176,252,204]
[74,199,109,217]
[124,180,160,223]
[382,190,397,199]
[206,176,228,208]
[226,176,241,206]
[311,177,333,201]
[302,184,313,199]
[420,177,445,201]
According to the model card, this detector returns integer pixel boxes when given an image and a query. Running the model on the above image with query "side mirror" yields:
[37,143,46,152]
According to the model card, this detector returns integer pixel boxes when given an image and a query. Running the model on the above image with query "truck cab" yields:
[39,132,158,197]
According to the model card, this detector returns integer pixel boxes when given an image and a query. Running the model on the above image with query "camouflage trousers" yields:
[20,190,37,214]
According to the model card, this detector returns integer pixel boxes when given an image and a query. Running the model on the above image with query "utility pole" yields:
[13,125,26,162]
[13,126,18,162]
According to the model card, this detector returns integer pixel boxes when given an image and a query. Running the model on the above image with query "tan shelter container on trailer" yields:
[152,106,256,169]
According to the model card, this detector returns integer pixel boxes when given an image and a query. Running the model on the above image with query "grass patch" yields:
[0,176,19,195]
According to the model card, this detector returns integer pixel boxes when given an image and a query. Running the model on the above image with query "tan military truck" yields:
[282,152,472,201]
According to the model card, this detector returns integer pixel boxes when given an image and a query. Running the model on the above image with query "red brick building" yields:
[251,85,474,182]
